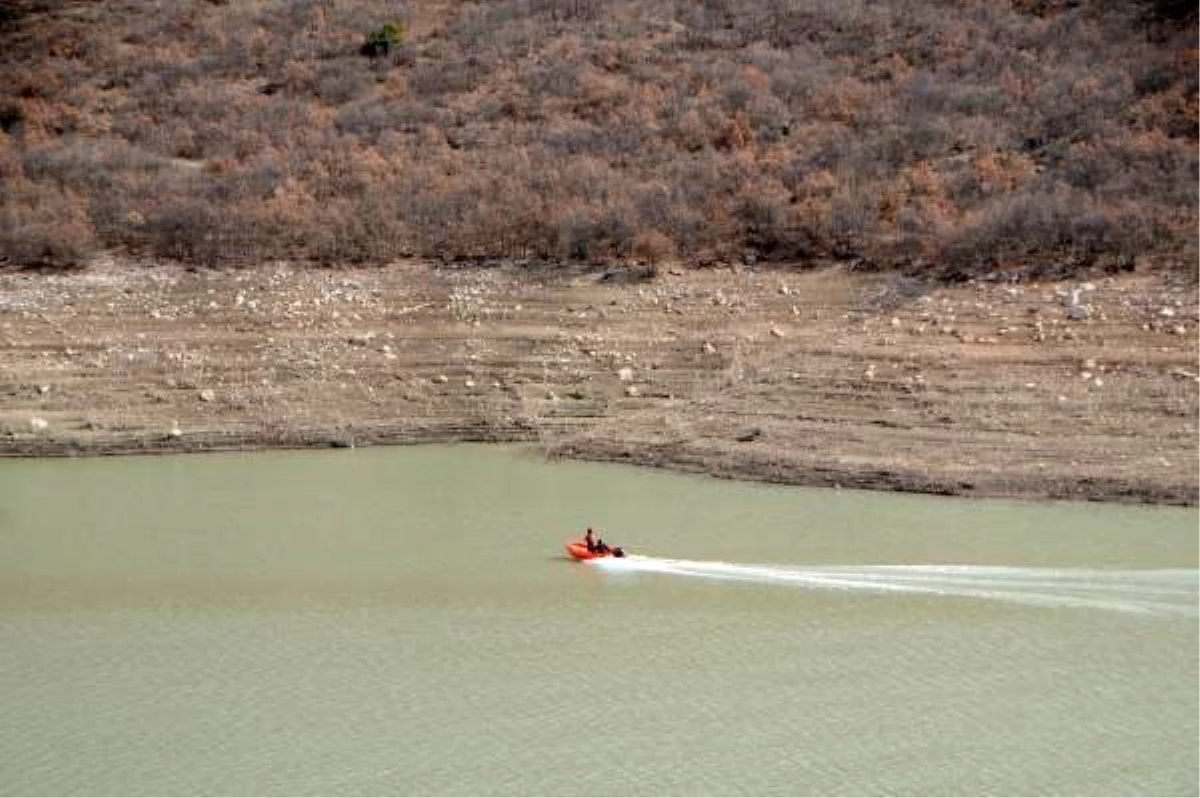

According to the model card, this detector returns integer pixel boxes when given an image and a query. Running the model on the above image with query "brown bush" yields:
[631,229,675,265]
[0,182,96,268]
[939,185,1156,272]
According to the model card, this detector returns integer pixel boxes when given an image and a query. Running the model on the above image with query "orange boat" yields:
[564,540,626,560]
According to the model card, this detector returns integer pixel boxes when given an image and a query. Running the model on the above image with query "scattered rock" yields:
[735,427,762,442]
[1065,287,1091,320]
[702,341,716,354]
[1067,304,1090,321]
[29,416,48,431]
[617,367,634,382]
[198,389,216,402]
[769,326,785,338]
[624,385,640,397]
[433,375,448,384]
[1169,368,1199,381]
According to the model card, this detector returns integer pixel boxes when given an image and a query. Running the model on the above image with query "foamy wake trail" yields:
[590,557,1200,617]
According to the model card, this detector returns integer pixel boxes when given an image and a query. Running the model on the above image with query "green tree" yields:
[361,21,405,58]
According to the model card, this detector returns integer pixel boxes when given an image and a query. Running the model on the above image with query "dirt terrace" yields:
[1,257,1196,505]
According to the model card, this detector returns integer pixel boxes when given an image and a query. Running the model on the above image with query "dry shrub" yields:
[553,207,635,262]
[631,229,675,265]
[0,182,95,268]
[972,152,1037,194]
[142,199,227,266]
[670,108,713,152]
[719,112,754,151]
[0,130,22,179]
[940,185,1159,273]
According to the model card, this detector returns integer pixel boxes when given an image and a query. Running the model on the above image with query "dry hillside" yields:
[1,0,1196,274]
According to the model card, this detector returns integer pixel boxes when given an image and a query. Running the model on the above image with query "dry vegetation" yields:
[1,0,1196,274]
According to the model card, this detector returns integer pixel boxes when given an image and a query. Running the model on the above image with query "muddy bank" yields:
[1,257,1196,505]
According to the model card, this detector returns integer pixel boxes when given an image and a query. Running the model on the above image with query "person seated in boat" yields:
[594,538,611,555]
[611,546,625,558]
[584,527,597,552]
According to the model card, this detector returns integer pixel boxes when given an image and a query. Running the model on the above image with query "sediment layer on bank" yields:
[1,258,1196,505]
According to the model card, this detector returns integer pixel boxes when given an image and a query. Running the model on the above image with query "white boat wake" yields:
[590,556,1200,617]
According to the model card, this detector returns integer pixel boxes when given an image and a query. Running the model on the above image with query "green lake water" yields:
[0,444,1196,795]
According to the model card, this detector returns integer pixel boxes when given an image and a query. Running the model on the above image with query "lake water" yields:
[0,445,1196,796]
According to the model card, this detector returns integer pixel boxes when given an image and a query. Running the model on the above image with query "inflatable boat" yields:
[565,540,625,560]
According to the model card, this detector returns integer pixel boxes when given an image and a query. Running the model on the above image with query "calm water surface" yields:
[0,445,1196,796]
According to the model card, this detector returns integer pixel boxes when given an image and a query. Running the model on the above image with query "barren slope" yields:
[1,259,1195,504]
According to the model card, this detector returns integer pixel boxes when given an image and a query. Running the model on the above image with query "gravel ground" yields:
[1,256,1196,505]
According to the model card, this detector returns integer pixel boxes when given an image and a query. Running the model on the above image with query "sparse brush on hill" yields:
[0,0,1195,275]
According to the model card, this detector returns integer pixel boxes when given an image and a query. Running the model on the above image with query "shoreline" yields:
[3,424,1194,507]
[1,257,1196,506]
